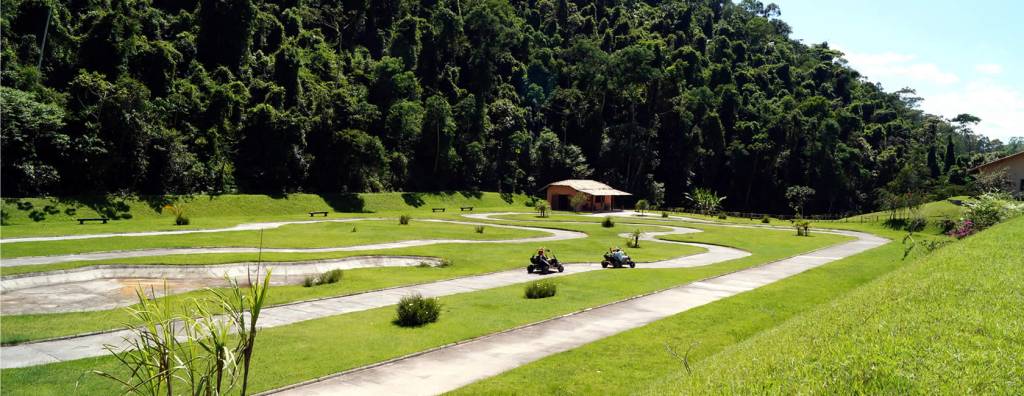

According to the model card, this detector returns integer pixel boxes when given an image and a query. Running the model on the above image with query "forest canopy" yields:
[2,0,1018,213]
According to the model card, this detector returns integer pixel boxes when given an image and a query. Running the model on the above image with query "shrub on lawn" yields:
[475,225,485,233]
[321,269,343,284]
[906,216,927,232]
[628,228,643,248]
[602,216,615,228]
[163,204,189,226]
[303,269,344,287]
[761,215,770,224]
[717,212,727,220]
[536,202,549,218]
[661,211,669,218]
[524,281,557,299]
[351,225,357,232]
[399,214,411,225]
[794,220,811,236]
[395,294,442,327]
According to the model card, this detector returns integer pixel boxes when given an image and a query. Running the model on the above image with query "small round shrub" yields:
[399,214,411,225]
[602,216,615,228]
[175,215,190,226]
[475,225,485,233]
[661,211,669,218]
[524,281,557,299]
[761,215,770,224]
[906,216,927,232]
[717,213,727,220]
[396,294,442,327]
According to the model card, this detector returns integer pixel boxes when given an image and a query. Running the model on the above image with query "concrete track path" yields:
[267,216,887,396]
[0,220,740,369]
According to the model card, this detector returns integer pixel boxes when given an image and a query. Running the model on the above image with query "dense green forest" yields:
[2,0,1020,213]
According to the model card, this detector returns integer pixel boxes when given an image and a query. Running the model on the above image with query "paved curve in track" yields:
[0,216,737,369]
[0,219,586,267]
[266,214,888,396]
[0,256,445,314]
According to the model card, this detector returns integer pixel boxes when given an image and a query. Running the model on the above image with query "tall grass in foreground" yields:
[94,270,272,395]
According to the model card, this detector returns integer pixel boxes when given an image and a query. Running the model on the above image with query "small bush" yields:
[795,220,811,236]
[175,215,190,226]
[761,215,770,224]
[906,216,927,232]
[536,202,549,218]
[602,216,615,228]
[395,294,442,327]
[321,269,343,284]
[661,211,669,218]
[938,218,957,234]
[524,281,557,299]
[351,225,357,232]
[475,225,485,234]
[399,214,411,225]
[717,212,727,220]
[418,258,453,268]
[629,228,642,248]
[303,269,344,287]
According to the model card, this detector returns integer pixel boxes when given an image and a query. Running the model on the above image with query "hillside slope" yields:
[652,216,1024,394]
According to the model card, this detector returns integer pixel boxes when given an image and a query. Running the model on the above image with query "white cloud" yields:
[923,79,1024,141]
[974,63,1003,75]
[839,50,960,86]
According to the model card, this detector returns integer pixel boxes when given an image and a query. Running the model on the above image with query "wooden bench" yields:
[77,218,109,225]
[309,211,328,217]
[460,206,474,212]
[432,208,446,212]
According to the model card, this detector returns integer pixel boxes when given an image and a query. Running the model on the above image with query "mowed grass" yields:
[0,222,703,342]
[451,219,1015,395]
[0,192,530,238]
[0,224,850,395]
[652,215,1024,394]
[0,219,547,258]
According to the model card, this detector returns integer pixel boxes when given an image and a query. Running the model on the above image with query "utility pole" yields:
[37,5,52,70]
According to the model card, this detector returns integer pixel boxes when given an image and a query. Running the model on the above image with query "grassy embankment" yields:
[0,223,850,395]
[451,217,1019,395]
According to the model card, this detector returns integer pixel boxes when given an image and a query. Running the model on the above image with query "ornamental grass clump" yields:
[395,294,442,327]
[303,269,343,287]
[475,225,485,233]
[524,281,557,299]
[399,214,411,225]
[602,216,615,228]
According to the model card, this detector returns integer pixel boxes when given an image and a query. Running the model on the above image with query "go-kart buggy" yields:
[601,249,635,268]
[528,250,564,274]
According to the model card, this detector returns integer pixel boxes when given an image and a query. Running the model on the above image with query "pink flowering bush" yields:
[948,219,974,239]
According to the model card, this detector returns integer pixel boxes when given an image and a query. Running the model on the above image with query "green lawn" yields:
[1,222,708,342]
[0,219,547,259]
[652,215,1024,394]
[0,224,849,395]
[451,218,1018,395]
[0,192,530,238]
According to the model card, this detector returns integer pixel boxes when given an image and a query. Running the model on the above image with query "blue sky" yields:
[771,0,1023,141]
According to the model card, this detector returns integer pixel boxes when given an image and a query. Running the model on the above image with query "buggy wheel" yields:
[629,261,636,268]
[601,261,609,268]
[527,265,534,274]
[556,265,564,273]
